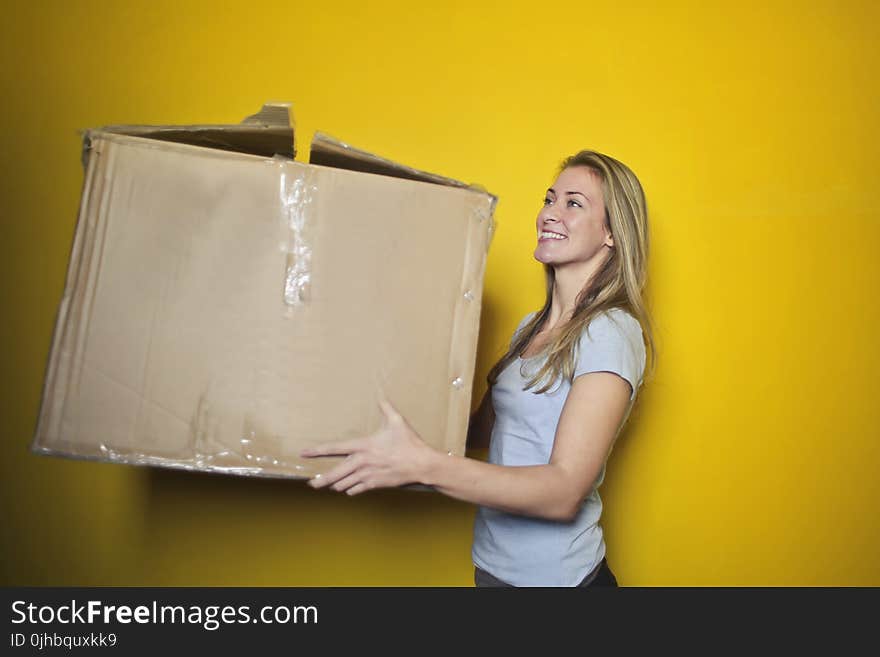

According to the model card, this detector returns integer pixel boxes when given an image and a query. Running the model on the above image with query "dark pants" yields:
[474,557,619,587]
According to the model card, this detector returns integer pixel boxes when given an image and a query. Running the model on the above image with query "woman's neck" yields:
[546,258,605,329]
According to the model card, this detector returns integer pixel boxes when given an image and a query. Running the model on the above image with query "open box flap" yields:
[310,131,492,195]
[83,102,295,160]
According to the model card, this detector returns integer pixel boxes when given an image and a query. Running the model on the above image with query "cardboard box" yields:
[32,103,496,479]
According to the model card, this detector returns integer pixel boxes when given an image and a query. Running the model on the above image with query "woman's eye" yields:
[568,200,582,208]
[543,197,553,206]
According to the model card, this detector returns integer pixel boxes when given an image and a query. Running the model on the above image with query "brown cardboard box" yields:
[32,103,495,480]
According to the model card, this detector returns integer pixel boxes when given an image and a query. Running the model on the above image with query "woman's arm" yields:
[300,371,633,522]
[466,389,495,450]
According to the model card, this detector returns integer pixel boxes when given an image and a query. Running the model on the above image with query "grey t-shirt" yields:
[471,308,646,586]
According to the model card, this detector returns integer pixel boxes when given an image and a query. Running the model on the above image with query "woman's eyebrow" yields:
[547,188,591,203]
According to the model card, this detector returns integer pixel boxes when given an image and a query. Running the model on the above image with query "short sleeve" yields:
[510,312,537,346]
[574,310,646,401]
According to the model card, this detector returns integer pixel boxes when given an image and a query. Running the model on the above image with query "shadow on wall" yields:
[140,463,475,584]
[472,286,508,393]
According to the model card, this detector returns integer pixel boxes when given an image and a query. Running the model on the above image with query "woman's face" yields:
[533,165,613,268]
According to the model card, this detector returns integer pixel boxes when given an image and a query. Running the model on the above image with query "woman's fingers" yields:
[329,472,367,493]
[300,437,365,458]
[345,482,371,496]
[301,406,412,493]
[308,454,363,489]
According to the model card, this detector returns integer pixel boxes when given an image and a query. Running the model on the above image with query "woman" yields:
[301,150,655,587]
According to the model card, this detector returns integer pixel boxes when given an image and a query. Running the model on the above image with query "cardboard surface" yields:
[33,105,495,480]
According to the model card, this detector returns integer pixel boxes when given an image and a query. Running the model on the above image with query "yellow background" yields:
[1,0,877,585]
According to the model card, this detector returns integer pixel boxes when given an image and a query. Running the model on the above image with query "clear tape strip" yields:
[277,158,317,306]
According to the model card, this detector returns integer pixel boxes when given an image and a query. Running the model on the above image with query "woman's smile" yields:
[538,230,568,241]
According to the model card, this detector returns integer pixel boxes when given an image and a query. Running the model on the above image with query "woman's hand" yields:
[299,400,439,495]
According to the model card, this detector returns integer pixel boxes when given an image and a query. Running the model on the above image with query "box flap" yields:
[88,102,295,159]
[310,131,478,190]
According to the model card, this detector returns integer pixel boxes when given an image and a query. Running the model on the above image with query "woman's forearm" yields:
[419,450,581,522]
[302,398,600,521]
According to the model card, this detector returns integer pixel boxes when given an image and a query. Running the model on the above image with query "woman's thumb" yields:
[378,398,400,422]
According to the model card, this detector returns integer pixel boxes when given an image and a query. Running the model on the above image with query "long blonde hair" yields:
[487,150,656,393]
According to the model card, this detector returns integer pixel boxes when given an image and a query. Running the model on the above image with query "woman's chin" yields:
[533,247,556,265]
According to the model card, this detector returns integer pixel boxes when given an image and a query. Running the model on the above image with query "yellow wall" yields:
[1,0,877,585]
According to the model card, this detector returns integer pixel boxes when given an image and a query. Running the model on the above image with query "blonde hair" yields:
[487,150,656,393]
